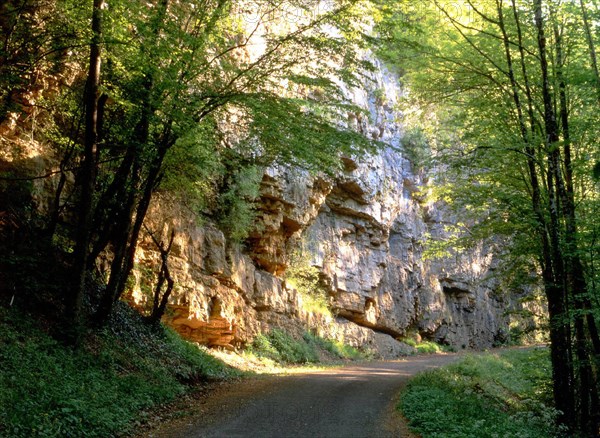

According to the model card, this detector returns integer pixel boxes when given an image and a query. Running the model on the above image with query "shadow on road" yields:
[144,354,460,438]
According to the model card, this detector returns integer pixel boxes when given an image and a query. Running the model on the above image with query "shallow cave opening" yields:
[442,285,470,297]
[365,297,376,310]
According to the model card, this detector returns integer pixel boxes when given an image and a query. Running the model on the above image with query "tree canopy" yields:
[3,1,600,434]
[0,0,380,332]
[375,0,600,434]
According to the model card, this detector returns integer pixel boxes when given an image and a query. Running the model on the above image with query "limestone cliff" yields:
[130,58,538,356]
[0,5,539,356]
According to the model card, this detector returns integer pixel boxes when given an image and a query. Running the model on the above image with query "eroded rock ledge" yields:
[131,62,537,356]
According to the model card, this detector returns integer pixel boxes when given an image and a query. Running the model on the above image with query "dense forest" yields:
[1,0,600,436]
[376,1,600,434]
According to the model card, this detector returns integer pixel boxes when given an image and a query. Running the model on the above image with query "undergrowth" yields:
[403,338,455,354]
[303,331,367,360]
[399,348,564,438]
[248,329,368,364]
[285,250,331,317]
[0,303,239,438]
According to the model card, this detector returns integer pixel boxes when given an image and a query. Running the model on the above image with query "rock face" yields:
[0,7,537,355]
[130,59,537,355]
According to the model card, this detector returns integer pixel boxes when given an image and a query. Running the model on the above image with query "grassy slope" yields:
[0,303,240,438]
[399,348,564,438]
[4,292,558,438]
[248,329,369,364]
[0,302,372,437]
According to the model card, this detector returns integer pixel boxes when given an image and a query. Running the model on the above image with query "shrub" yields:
[250,329,319,364]
[415,340,442,354]
[402,338,451,354]
[403,338,417,347]
[269,329,319,363]
[399,348,563,438]
[249,329,370,364]
[0,303,238,438]
[285,249,331,316]
[251,333,284,363]
[303,331,367,360]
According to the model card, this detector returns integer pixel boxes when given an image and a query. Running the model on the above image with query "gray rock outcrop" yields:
[131,58,538,355]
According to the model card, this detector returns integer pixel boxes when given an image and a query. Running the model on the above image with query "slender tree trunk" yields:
[92,87,165,325]
[501,5,577,426]
[47,140,76,238]
[87,144,137,267]
[510,0,536,137]
[147,228,176,324]
[93,165,140,326]
[553,16,600,434]
[561,4,600,352]
[558,6,600,361]
[496,1,526,142]
[94,139,171,326]
[579,0,600,103]
[534,0,577,428]
[93,0,172,325]
[68,0,103,342]
[115,138,170,294]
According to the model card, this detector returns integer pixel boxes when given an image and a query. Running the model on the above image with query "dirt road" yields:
[147,354,460,438]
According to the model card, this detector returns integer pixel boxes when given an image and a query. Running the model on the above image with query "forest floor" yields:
[135,354,461,438]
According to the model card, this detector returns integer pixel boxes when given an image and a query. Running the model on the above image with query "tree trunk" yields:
[147,229,176,325]
[87,143,137,267]
[534,0,577,429]
[510,0,536,137]
[92,0,172,326]
[579,0,600,103]
[67,0,103,343]
[553,16,600,434]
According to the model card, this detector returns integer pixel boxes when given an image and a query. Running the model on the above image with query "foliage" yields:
[159,117,225,213]
[399,348,564,438]
[400,126,431,171]
[414,341,443,354]
[216,165,262,242]
[250,329,319,364]
[0,303,239,438]
[402,338,417,347]
[237,94,377,174]
[403,337,454,354]
[0,0,85,121]
[375,0,600,432]
[285,248,331,316]
[248,328,369,364]
[303,331,368,360]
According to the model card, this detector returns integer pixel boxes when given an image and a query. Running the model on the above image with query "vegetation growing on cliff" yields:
[0,0,378,336]
[248,328,367,364]
[285,249,332,316]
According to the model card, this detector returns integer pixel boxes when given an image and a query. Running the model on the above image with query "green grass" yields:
[399,348,564,438]
[0,303,239,438]
[249,329,319,364]
[403,338,455,354]
[248,329,369,364]
[302,331,368,360]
